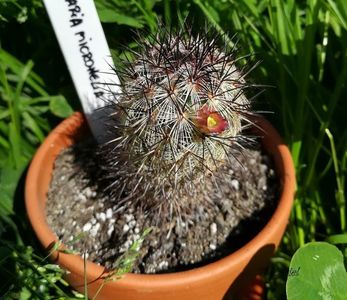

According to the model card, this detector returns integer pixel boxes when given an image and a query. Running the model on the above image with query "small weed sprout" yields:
[44,229,151,299]
[91,228,152,300]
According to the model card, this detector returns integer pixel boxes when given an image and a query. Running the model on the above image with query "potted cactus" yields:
[25,27,295,300]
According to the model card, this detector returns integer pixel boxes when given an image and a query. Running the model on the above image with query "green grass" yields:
[1,0,347,299]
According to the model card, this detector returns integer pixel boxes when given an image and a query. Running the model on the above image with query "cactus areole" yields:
[102,27,257,217]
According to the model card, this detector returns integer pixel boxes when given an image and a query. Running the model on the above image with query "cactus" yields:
[101,27,256,217]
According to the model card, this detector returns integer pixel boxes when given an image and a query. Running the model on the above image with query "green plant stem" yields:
[130,0,156,32]
[193,0,235,49]
[164,0,171,26]
[325,128,346,232]
[294,199,305,247]
[294,0,320,155]
[12,250,68,297]
[305,47,347,189]
[92,280,107,300]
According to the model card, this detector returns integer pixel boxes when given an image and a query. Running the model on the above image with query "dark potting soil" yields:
[46,138,278,274]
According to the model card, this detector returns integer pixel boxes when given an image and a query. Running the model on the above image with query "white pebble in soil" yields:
[210,223,217,235]
[85,187,93,198]
[260,164,268,173]
[123,224,130,233]
[119,240,132,253]
[128,220,136,229]
[83,222,92,232]
[158,261,169,270]
[106,208,113,219]
[107,226,114,237]
[77,193,87,202]
[249,158,256,165]
[125,214,134,223]
[98,212,106,222]
[231,179,239,190]
[90,223,100,237]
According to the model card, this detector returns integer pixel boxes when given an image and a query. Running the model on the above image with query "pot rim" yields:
[25,111,295,287]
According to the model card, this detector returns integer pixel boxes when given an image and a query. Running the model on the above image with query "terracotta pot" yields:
[25,112,295,300]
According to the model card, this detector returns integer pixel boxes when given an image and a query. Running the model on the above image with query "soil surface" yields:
[46,139,278,274]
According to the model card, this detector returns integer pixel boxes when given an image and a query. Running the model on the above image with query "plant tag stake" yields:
[43,0,120,142]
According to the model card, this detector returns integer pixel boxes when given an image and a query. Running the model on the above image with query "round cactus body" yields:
[103,28,255,215]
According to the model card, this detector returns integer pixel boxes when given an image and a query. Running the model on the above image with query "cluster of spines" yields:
[101,26,259,218]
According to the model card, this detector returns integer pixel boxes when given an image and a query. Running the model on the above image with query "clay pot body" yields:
[25,112,295,300]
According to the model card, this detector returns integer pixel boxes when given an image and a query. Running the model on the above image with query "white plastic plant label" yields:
[43,0,120,141]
